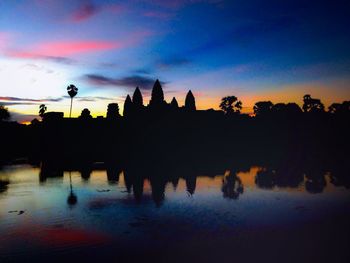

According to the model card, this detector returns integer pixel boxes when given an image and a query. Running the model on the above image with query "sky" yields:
[0,0,349,122]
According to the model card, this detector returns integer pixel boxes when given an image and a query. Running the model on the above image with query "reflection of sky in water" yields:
[0,165,349,259]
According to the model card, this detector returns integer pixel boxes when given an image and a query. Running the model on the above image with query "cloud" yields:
[10,55,75,64]
[0,96,63,102]
[7,40,122,59]
[0,102,38,106]
[69,2,100,22]
[84,74,163,90]
[74,96,116,102]
[4,31,153,63]
[0,96,63,106]
[67,2,125,23]
[132,68,152,75]
[97,62,120,69]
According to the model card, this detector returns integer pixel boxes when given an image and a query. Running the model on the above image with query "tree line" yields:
[0,79,349,123]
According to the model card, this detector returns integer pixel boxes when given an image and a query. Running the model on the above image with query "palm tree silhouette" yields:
[67,171,77,206]
[67,84,78,118]
[39,104,47,119]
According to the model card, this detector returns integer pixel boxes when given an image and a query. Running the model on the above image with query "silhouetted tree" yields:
[123,95,133,117]
[149,79,165,108]
[67,84,78,118]
[0,105,10,121]
[328,101,350,114]
[39,104,47,119]
[219,96,242,114]
[253,101,274,116]
[31,118,40,126]
[132,87,143,108]
[79,108,92,120]
[106,103,120,120]
[302,94,324,113]
[285,103,303,114]
[328,103,341,114]
[340,101,350,113]
[272,103,287,113]
[272,103,302,117]
[185,90,196,111]
[170,97,179,109]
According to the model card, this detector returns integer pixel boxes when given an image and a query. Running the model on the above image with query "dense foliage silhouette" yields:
[0,105,10,121]
[79,108,92,120]
[302,94,325,113]
[220,96,242,114]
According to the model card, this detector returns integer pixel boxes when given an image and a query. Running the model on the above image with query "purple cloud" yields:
[84,74,165,90]
[69,2,100,22]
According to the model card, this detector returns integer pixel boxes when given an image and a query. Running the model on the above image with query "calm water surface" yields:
[0,164,349,262]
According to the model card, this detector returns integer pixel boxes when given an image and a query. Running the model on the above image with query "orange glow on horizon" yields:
[5,79,350,124]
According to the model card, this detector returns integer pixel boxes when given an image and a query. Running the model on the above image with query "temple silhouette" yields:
[0,79,349,179]
[38,79,200,123]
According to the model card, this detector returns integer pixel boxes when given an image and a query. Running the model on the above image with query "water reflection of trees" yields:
[255,165,329,194]
[305,167,327,194]
[32,157,349,205]
[222,170,243,199]
[255,166,304,190]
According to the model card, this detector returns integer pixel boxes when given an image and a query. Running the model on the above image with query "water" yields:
[0,164,349,262]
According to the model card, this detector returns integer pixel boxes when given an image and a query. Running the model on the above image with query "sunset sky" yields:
[0,0,349,122]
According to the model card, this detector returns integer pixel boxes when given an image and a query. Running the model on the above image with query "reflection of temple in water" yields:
[32,156,348,206]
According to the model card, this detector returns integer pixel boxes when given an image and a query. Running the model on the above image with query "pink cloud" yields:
[4,30,154,61]
[7,40,123,59]
[35,41,122,56]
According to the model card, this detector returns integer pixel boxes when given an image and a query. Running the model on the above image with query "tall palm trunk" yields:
[69,97,73,118]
